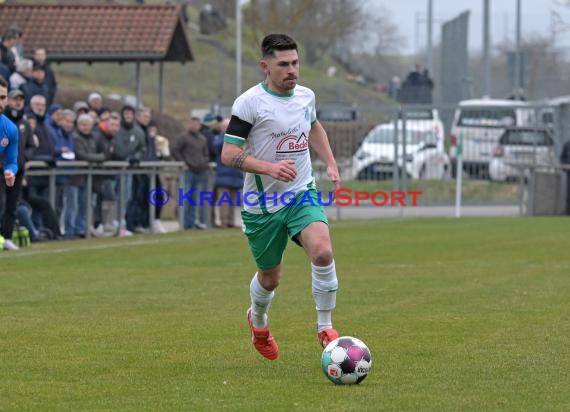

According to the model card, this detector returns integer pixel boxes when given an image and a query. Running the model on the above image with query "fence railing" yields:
[25,160,187,238]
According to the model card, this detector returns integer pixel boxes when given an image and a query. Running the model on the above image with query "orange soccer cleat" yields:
[247,308,279,360]
[318,328,339,348]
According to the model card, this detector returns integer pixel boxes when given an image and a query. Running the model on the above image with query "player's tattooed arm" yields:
[230,151,249,171]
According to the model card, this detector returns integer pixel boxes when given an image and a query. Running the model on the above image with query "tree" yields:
[244,0,366,64]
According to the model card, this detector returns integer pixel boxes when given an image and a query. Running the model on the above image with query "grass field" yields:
[1,217,569,411]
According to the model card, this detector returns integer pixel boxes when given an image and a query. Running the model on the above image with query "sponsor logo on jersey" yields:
[1,137,8,147]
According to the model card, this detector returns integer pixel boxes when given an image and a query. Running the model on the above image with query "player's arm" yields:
[3,122,19,187]
[309,120,340,191]
[221,115,296,182]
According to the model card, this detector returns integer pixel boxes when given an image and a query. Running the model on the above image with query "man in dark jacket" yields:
[73,113,106,237]
[213,118,243,228]
[114,105,146,233]
[172,116,210,229]
[32,48,57,107]
[26,94,56,201]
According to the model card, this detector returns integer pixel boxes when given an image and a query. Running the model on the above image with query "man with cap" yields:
[0,77,20,249]
[20,62,49,108]
[201,112,220,163]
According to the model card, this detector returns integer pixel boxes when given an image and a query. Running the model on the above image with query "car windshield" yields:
[365,128,431,145]
[458,108,516,128]
[500,130,553,146]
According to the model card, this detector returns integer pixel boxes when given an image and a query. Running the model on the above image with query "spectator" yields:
[136,108,167,233]
[561,139,570,215]
[26,95,56,201]
[73,114,106,237]
[45,103,63,142]
[54,109,77,234]
[20,63,49,109]
[73,101,90,116]
[94,112,127,235]
[1,89,36,250]
[114,105,147,233]
[0,29,19,74]
[87,92,106,115]
[9,58,33,91]
[148,121,170,160]
[172,116,210,229]
[33,48,57,107]
[213,118,243,228]
[201,112,219,163]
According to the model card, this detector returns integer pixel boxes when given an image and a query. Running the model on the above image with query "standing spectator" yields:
[149,121,170,160]
[54,109,77,233]
[213,118,243,228]
[148,120,169,233]
[26,95,56,201]
[45,103,63,142]
[561,139,570,215]
[73,114,106,237]
[172,117,210,229]
[137,108,167,233]
[94,112,126,235]
[20,63,49,109]
[32,48,57,107]
[1,88,35,250]
[73,101,90,116]
[9,58,33,91]
[114,105,146,233]
[201,112,220,162]
[87,92,106,115]
[0,29,19,74]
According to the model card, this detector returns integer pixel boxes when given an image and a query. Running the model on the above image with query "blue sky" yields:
[374,0,570,54]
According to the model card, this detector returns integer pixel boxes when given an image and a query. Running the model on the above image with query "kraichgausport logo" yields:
[147,188,422,207]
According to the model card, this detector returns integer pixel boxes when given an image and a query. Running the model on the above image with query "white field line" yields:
[1,232,237,259]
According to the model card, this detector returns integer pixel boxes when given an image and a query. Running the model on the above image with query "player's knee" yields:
[312,247,333,267]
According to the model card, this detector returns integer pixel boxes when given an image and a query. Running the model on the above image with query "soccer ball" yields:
[321,336,372,385]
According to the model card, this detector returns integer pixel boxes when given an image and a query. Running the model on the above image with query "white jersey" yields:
[225,82,317,214]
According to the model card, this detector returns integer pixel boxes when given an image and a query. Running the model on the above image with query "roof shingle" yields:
[0,4,193,63]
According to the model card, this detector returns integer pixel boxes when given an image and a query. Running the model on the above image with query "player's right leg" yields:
[247,266,281,360]
[242,209,288,360]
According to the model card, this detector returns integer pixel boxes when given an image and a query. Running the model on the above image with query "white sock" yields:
[250,273,274,329]
[311,260,338,333]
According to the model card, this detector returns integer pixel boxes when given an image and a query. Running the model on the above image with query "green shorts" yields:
[241,190,329,270]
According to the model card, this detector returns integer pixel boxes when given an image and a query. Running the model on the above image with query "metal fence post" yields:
[86,168,93,239]
[49,170,56,210]
[149,167,156,232]
[178,169,185,230]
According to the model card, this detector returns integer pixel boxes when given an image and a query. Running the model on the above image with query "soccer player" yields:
[0,76,18,189]
[221,34,341,360]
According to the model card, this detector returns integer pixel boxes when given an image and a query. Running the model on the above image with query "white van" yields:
[449,99,534,178]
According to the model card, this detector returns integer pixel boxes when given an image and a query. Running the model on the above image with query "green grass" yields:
[1,218,569,411]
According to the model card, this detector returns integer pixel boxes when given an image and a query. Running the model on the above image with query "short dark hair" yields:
[0,76,8,89]
[261,34,297,58]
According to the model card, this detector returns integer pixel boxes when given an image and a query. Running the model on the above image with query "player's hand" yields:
[4,170,16,187]
[270,160,297,182]
[326,163,341,192]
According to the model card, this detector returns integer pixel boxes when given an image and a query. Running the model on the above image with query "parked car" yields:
[489,127,556,181]
[348,121,450,180]
[400,107,445,141]
[448,98,534,178]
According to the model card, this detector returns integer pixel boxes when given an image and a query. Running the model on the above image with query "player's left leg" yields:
[296,222,339,346]
[287,192,339,348]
